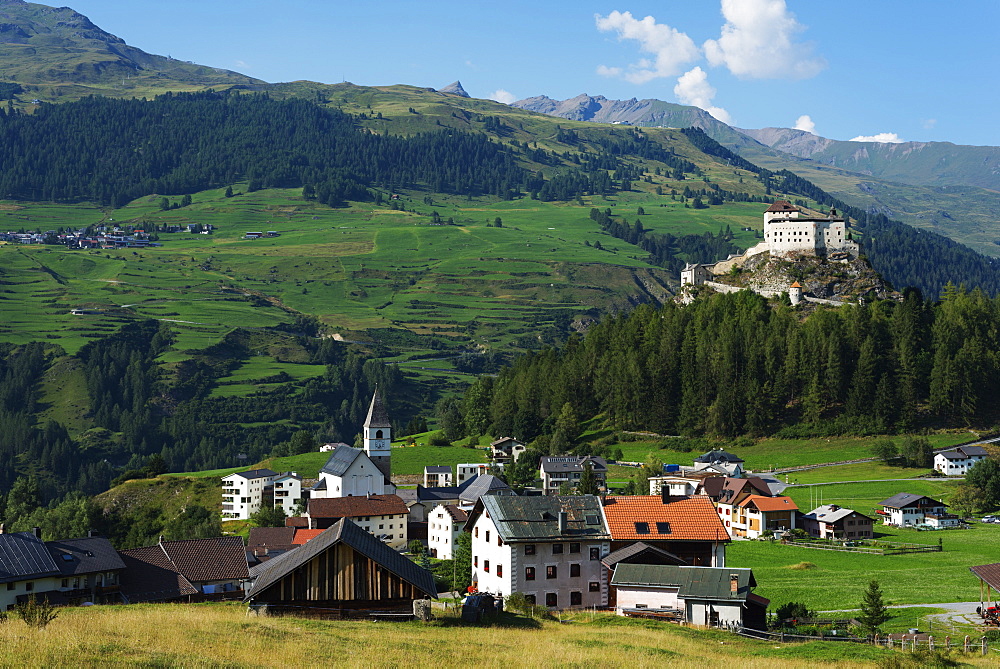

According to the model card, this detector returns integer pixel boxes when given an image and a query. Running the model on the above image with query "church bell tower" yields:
[363,388,392,480]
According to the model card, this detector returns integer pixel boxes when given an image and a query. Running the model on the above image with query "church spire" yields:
[364,387,391,428]
[363,387,392,480]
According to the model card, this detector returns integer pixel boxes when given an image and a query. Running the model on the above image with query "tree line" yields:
[450,286,1000,446]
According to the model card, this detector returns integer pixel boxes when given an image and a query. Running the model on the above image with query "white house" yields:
[934,445,989,476]
[539,456,608,495]
[221,469,279,520]
[489,437,526,464]
[424,466,453,487]
[310,445,396,499]
[692,450,745,478]
[457,463,490,485]
[610,564,768,630]
[271,473,302,516]
[648,471,717,496]
[320,442,349,453]
[427,504,468,559]
[466,495,611,609]
[878,493,960,528]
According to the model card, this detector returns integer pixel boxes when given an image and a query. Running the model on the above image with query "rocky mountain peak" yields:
[437,80,469,97]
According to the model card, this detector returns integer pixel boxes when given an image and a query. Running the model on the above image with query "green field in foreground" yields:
[729,521,998,611]
[0,601,953,668]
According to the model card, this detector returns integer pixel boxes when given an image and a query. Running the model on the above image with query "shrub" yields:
[428,434,451,447]
[15,596,58,630]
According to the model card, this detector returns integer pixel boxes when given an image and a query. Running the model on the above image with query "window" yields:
[656,522,671,534]
[546,593,557,607]
[485,531,490,542]
[484,560,490,573]
[379,524,384,529]
[552,544,563,555]
[5,583,13,591]
[25,582,33,592]
[497,536,503,547]
[375,430,383,438]
[589,581,600,592]
[474,556,478,567]
[571,591,582,606]
[569,542,580,553]
[525,594,536,605]
[546,566,557,579]
[634,522,650,534]
[61,579,68,588]
[590,547,600,560]
[525,567,535,581]
[475,528,479,538]
[496,564,502,578]
[570,563,581,577]
[525,544,536,556]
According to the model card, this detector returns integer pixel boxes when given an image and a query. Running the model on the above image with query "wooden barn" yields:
[244,518,436,617]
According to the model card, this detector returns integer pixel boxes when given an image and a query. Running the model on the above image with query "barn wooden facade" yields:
[245,518,436,615]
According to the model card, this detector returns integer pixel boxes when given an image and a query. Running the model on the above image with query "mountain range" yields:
[513,94,1000,257]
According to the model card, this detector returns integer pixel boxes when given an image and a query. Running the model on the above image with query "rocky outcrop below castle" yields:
[700,251,897,304]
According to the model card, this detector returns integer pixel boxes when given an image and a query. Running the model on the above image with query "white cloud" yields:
[489,89,516,105]
[922,118,937,130]
[235,60,249,68]
[793,114,816,134]
[674,67,732,124]
[849,132,905,143]
[703,0,825,79]
[595,10,700,84]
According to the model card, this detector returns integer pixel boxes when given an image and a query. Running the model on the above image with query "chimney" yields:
[730,574,739,593]
[830,504,839,512]
[158,535,165,545]
[32,526,42,539]
[88,529,100,538]
[558,511,568,534]
[0,523,5,534]
[661,487,672,505]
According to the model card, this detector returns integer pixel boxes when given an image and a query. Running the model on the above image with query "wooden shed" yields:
[244,518,436,617]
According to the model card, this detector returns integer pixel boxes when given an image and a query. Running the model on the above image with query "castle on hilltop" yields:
[681,201,862,304]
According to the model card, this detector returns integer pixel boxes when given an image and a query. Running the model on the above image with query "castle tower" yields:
[789,281,803,306]
[363,388,392,480]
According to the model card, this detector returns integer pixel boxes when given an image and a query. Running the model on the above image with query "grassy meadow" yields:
[0,601,965,668]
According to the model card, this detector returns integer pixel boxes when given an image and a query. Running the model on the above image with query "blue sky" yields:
[66,0,1000,146]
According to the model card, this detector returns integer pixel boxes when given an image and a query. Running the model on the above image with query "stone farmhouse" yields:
[934,445,989,476]
[466,495,611,609]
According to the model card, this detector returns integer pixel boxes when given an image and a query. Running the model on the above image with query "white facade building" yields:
[934,445,989,476]
[878,493,960,527]
[427,504,468,559]
[311,446,395,499]
[466,495,611,609]
[457,463,490,485]
[271,473,302,516]
[221,469,279,520]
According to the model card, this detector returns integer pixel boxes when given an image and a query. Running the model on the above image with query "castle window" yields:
[375,430,383,439]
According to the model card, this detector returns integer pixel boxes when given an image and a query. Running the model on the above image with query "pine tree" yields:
[857,580,890,636]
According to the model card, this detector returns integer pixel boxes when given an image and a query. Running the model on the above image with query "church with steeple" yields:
[310,389,396,499]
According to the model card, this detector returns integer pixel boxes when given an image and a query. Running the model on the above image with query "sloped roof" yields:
[119,545,198,602]
[439,505,469,522]
[790,281,802,288]
[490,437,523,448]
[970,563,1000,590]
[246,518,436,600]
[766,201,798,213]
[804,505,872,524]
[416,485,462,502]
[226,469,278,480]
[540,455,608,474]
[424,466,451,474]
[291,529,325,545]
[0,531,60,584]
[285,516,310,528]
[693,450,744,464]
[959,445,989,457]
[880,493,944,509]
[319,445,364,477]
[247,527,296,549]
[601,541,687,569]
[713,477,772,503]
[307,494,408,519]
[364,389,391,428]
[611,564,757,601]
[158,536,249,583]
[469,495,609,542]
[739,495,798,512]
[47,536,125,576]
[459,474,512,503]
[602,496,729,543]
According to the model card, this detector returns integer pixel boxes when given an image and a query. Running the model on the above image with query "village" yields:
[2,387,1000,655]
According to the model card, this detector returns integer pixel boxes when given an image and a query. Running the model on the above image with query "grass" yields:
[729,521,1000,611]
[0,601,961,667]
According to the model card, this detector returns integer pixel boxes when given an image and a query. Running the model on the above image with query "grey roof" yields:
[0,532,60,584]
[611,564,757,601]
[228,469,278,480]
[459,474,513,503]
[319,444,364,477]
[416,485,463,503]
[364,389,391,428]
[879,493,945,509]
[540,456,608,474]
[47,536,126,576]
[803,505,873,525]
[425,466,451,474]
[246,518,436,600]
[311,478,328,491]
[467,495,610,542]
[960,446,989,457]
[601,542,687,569]
[693,450,745,464]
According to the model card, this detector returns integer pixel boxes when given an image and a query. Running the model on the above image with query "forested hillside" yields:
[455,287,999,448]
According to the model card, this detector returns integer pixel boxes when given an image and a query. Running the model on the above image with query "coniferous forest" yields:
[457,287,1000,446]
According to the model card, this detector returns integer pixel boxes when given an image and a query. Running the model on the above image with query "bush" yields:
[15,596,58,629]
[428,433,451,447]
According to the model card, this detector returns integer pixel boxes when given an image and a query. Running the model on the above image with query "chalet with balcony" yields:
[801,504,874,539]
[878,493,960,528]
[539,456,607,495]
[934,446,989,476]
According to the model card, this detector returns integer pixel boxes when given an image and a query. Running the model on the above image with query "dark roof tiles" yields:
[364,389,391,428]
[470,495,609,542]
[47,537,125,576]
[307,494,408,519]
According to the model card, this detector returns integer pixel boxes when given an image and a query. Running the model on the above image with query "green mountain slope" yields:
[0,0,263,101]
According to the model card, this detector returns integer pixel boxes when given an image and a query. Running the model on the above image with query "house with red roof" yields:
[737,495,798,539]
